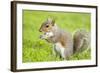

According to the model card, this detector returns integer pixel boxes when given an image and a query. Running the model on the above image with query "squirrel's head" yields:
[39,18,55,33]
[39,18,55,40]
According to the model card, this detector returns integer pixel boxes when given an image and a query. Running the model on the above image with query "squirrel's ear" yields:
[47,18,52,22]
[52,18,55,26]
[47,18,55,26]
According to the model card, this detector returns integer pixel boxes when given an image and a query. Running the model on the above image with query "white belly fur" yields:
[54,42,65,58]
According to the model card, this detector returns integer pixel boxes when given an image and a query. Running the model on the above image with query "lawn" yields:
[22,10,91,63]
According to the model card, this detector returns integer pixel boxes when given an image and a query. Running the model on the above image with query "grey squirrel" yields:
[39,18,90,59]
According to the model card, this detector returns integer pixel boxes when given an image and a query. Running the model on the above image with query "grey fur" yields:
[73,29,90,53]
[39,18,90,59]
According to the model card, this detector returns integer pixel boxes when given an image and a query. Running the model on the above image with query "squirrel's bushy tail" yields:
[73,29,91,53]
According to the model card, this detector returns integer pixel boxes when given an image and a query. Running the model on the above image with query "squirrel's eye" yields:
[46,25,49,28]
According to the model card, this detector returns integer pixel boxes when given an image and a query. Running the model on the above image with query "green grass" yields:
[22,10,91,63]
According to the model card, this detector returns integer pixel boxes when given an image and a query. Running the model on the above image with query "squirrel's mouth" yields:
[39,32,54,40]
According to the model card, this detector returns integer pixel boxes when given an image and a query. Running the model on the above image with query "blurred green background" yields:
[22,10,91,63]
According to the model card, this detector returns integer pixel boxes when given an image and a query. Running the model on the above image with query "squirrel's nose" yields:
[39,28,42,32]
